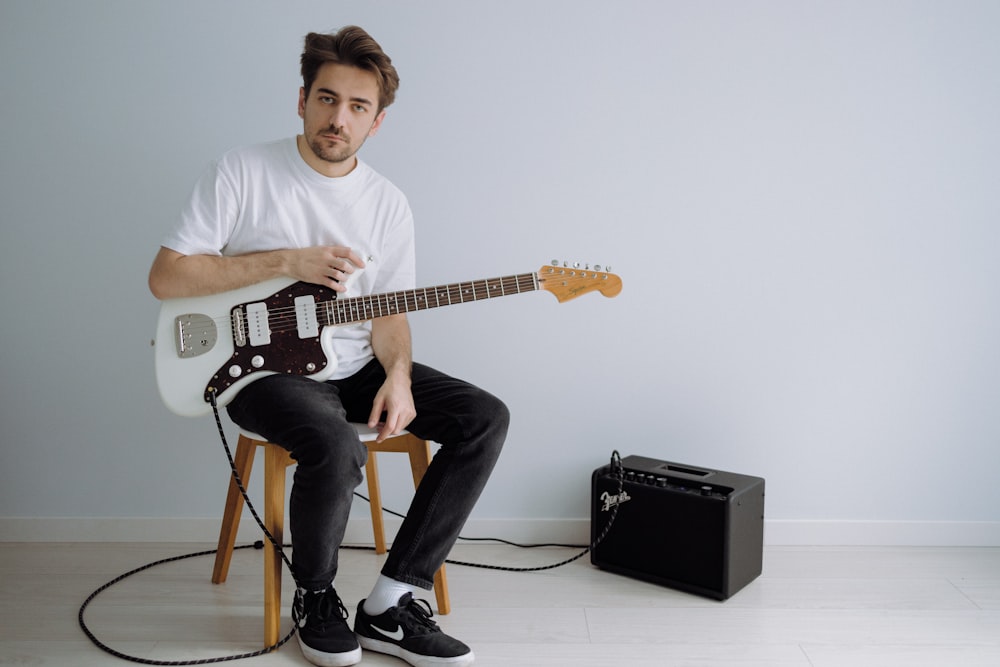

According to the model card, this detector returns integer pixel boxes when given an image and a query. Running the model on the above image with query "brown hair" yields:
[300,27,400,110]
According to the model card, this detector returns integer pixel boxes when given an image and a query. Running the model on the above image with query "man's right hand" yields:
[285,246,366,293]
[148,245,366,300]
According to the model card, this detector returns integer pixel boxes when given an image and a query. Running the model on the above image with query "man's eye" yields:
[320,96,335,104]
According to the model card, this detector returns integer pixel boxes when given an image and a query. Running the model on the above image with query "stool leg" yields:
[263,444,287,648]
[365,451,388,555]
[432,564,451,615]
[212,436,256,584]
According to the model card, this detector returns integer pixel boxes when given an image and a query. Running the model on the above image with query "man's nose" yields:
[329,104,348,129]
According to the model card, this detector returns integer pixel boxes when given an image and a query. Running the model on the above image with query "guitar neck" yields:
[319,272,540,326]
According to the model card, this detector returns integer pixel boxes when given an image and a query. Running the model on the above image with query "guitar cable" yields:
[78,392,625,665]
[78,392,299,665]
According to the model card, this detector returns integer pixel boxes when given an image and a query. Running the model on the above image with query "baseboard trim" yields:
[1,517,998,546]
[764,519,1000,547]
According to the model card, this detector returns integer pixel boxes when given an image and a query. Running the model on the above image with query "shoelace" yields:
[393,593,440,635]
[295,588,349,630]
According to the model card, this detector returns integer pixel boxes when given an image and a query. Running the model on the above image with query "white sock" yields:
[363,575,421,616]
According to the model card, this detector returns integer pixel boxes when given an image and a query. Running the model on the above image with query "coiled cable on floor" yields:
[78,393,299,665]
[77,541,295,665]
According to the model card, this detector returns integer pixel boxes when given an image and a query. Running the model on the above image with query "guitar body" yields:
[154,277,340,417]
[154,263,622,418]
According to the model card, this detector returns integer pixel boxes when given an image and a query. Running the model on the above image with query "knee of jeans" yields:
[482,387,510,423]
[473,393,511,446]
[492,397,511,435]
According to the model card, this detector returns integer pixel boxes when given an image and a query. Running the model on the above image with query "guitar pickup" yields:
[245,302,271,347]
[295,295,319,339]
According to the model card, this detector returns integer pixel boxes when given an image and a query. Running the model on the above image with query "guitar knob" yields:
[228,365,243,378]
[251,355,264,369]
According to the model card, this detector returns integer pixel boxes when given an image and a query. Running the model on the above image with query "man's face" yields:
[298,62,385,177]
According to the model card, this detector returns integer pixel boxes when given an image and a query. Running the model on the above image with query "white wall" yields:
[2,0,998,545]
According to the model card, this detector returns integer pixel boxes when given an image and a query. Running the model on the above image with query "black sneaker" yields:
[354,593,474,667]
[292,586,362,667]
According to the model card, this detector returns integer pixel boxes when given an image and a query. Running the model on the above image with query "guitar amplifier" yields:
[591,454,765,600]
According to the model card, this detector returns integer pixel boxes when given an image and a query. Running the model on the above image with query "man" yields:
[149,26,508,667]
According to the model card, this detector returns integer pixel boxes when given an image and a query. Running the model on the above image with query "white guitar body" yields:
[154,277,341,417]
[153,264,622,418]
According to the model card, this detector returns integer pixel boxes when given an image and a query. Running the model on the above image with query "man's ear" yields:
[298,87,307,119]
[368,109,387,137]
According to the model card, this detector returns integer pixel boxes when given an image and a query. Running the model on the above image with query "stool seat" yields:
[211,424,450,647]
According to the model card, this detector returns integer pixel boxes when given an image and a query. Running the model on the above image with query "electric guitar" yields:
[154,262,622,417]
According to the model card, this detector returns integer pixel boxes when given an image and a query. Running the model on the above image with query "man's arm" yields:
[148,246,366,300]
[369,314,416,442]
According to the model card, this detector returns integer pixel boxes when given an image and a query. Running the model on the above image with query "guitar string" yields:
[200,273,543,333]
[189,266,608,337]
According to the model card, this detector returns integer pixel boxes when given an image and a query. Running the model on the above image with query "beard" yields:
[307,130,363,165]
[306,126,367,164]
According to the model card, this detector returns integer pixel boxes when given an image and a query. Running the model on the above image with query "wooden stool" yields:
[211,425,451,647]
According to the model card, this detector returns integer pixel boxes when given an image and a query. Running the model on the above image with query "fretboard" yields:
[319,272,540,326]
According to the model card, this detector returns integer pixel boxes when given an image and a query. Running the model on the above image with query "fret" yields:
[315,272,540,326]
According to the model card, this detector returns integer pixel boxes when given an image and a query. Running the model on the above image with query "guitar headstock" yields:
[537,262,623,303]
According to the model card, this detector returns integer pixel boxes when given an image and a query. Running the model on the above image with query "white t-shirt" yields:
[161,137,416,379]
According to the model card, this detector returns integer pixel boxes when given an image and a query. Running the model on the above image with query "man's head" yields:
[300,27,399,112]
[296,27,399,177]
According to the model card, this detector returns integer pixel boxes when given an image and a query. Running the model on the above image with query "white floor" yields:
[1,541,999,666]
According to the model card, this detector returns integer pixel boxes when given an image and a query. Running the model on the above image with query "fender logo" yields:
[600,489,632,512]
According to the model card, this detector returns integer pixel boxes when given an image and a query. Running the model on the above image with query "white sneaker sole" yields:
[297,633,362,667]
[356,634,475,667]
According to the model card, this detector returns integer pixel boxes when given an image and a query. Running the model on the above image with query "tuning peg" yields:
[549,260,613,274]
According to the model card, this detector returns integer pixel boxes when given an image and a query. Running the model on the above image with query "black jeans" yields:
[226,359,509,591]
